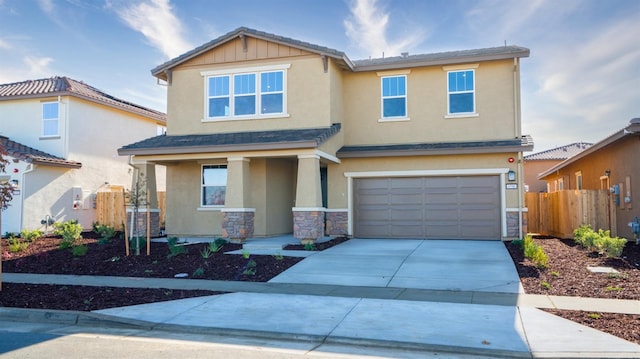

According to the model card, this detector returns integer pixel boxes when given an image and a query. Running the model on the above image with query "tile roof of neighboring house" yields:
[151,26,529,79]
[0,76,166,123]
[337,135,534,158]
[524,142,593,161]
[0,136,82,169]
[118,124,341,155]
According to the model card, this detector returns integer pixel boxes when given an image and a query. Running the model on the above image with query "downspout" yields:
[514,57,524,239]
[59,95,69,159]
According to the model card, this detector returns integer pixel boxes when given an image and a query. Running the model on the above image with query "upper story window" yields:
[381,75,407,119]
[202,165,227,207]
[42,102,59,137]
[203,64,289,121]
[447,69,475,115]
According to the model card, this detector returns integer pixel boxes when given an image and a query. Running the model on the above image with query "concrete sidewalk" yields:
[2,238,640,358]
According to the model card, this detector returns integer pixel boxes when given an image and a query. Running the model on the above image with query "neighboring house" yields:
[524,142,592,192]
[538,118,640,240]
[0,76,166,234]
[119,27,531,242]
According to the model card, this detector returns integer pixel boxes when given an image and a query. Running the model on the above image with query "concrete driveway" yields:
[269,238,522,293]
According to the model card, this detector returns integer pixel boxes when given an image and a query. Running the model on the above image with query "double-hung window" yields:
[204,65,288,120]
[202,165,227,207]
[447,70,475,115]
[42,102,59,137]
[381,75,407,119]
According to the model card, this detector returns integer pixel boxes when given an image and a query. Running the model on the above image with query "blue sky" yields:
[0,0,638,152]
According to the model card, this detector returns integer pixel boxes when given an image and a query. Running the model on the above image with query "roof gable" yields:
[0,76,166,123]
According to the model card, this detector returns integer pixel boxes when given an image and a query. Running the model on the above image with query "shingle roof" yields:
[352,45,530,71]
[151,26,529,77]
[0,136,82,168]
[118,124,341,155]
[337,135,534,158]
[0,76,166,122]
[524,142,593,161]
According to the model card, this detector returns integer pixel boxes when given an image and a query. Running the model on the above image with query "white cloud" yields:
[37,0,54,14]
[113,0,192,59]
[0,38,10,49]
[0,56,54,84]
[24,56,54,77]
[344,0,424,58]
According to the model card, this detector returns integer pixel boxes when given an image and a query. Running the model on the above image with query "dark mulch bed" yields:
[0,234,346,311]
[506,236,640,344]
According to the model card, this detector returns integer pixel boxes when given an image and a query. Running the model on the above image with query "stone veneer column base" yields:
[126,209,161,238]
[325,211,348,236]
[507,210,528,239]
[222,210,255,243]
[293,210,325,244]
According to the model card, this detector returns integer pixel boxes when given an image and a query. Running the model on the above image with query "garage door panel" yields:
[354,176,501,239]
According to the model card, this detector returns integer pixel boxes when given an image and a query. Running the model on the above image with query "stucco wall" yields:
[341,59,517,146]
[0,96,66,157]
[524,159,560,193]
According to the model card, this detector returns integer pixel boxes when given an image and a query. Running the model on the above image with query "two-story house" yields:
[119,27,531,243]
[0,76,166,234]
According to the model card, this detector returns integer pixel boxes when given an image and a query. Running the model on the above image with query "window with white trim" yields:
[42,102,59,137]
[202,165,227,206]
[381,75,407,118]
[205,68,286,120]
[447,69,475,115]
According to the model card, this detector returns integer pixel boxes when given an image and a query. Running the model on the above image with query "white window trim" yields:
[202,64,290,122]
[201,164,227,208]
[446,69,477,117]
[380,75,408,121]
[41,101,60,137]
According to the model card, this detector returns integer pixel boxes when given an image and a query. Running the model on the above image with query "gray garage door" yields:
[354,176,501,239]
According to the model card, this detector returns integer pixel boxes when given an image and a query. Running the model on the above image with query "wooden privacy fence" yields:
[526,190,614,239]
[96,187,166,231]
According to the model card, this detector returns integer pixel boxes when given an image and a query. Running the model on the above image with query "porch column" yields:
[222,157,254,243]
[293,154,325,243]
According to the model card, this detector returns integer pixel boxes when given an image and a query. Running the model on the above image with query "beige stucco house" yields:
[523,142,592,193]
[119,27,532,242]
[539,118,640,240]
[0,77,166,234]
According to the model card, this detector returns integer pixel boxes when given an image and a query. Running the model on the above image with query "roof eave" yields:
[337,143,533,158]
[118,140,320,156]
[353,49,530,72]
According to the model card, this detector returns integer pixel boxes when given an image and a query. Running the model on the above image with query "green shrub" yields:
[72,244,88,256]
[54,220,83,249]
[8,238,28,253]
[93,222,116,244]
[573,225,626,258]
[166,237,187,258]
[522,235,549,269]
[20,229,43,242]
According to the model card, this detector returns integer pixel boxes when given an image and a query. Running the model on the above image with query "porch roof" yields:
[0,136,82,168]
[336,135,534,158]
[118,124,341,156]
